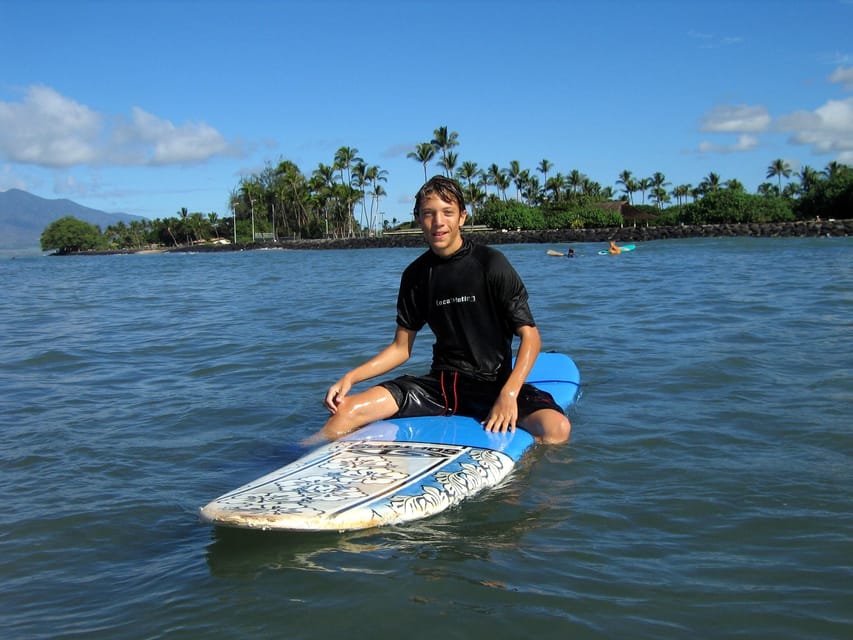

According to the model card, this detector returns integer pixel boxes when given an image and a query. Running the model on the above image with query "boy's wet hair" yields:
[413,176,466,217]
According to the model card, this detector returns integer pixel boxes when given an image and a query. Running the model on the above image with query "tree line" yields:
[40,125,853,253]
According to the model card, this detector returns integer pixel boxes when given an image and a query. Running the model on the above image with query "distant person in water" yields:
[306,176,571,446]
[567,248,575,258]
[608,240,622,255]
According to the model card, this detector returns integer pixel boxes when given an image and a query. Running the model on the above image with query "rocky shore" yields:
[170,218,852,253]
[59,219,851,256]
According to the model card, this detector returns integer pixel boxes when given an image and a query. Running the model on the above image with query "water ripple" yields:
[1,238,851,639]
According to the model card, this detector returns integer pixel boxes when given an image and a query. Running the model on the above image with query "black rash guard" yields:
[396,239,535,384]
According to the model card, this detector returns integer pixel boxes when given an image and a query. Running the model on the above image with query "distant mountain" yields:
[0,189,147,249]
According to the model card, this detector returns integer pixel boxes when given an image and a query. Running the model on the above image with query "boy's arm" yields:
[483,324,541,433]
[325,326,417,413]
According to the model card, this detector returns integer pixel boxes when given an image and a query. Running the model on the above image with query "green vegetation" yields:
[479,200,545,230]
[795,162,853,221]
[541,201,625,229]
[38,127,853,250]
[678,190,795,225]
[102,208,228,250]
[41,216,108,254]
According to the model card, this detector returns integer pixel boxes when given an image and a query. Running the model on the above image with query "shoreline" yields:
[52,219,853,256]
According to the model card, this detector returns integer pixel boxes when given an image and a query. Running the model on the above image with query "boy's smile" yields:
[417,193,468,257]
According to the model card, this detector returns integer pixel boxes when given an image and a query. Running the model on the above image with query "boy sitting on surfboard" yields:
[306,176,570,446]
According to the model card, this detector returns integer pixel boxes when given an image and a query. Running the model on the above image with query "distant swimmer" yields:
[567,248,575,258]
[608,241,622,255]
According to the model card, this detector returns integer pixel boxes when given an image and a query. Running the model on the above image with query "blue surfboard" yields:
[199,352,580,531]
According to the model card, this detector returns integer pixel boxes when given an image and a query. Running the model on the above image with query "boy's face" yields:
[416,193,468,257]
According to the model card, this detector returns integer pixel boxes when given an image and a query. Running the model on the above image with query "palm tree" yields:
[698,172,722,196]
[351,160,369,232]
[431,126,459,176]
[521,173,541,205]
[650,172,670,194]
[616,169,636,204]
[207,212,220,238]
[366,164,388,191]
[188,212,207,242]
[476,172,490,200]
[228,188,241,243]
[161,217,179,247]
[366,165,388,233]
[757,182,779,197]
[407,142,436,182]
[766,158,792,191]
[312,163,338,236]
[456,161,481,190]
[822,161,848,179]
[637,177,652,204]
[545,174,565,201]
[537,159,553,186]
[507,160,524,200]
[650,186,670,209]
[494,172,511,200]
[438,150,459,177]
[239,178,263,242]
[369,183,386,235]
[485,163,504,197]
[464,183,487,222]
[797,166,820,194]
[782,182,801,199]
[456,161,481,223]
[671,184,692,206]
[104,221,126,247]
[582,178,604,199]
[567,169,584,196]
[333,147,362,236]
[334,146,362,186]
[312,162,336,188]
[275,159,310,234]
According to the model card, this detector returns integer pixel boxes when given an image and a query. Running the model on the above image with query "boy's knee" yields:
[528,413,571,444]
[543,417,571,444]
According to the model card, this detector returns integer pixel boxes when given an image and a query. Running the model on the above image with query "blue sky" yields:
[2,0,852,222]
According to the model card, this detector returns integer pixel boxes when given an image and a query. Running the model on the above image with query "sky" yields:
[1,0,852,222]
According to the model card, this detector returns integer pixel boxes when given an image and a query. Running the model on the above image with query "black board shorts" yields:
[379,370,564,422]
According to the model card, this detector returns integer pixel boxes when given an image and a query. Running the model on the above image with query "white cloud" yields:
[52,173,106,198]
[0,164,30,190]
[829,65,853,91]
[697,134,760,154]
[700,105,771,133]
[0,85,234,168]
[688,30,744,49]
[0,85,101,167]
[114,107,229,165]
[696,68,853,163]
[777,97,853,157]
[382,142,415,159]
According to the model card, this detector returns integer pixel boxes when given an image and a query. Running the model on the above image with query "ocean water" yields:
[1,237,851,640]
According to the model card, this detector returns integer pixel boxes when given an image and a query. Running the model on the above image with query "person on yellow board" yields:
[608,240,622,255]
